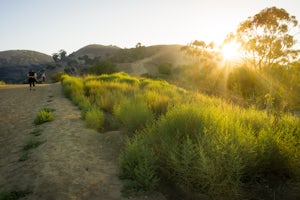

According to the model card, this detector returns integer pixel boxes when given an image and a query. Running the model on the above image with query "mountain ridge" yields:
[0,44,186,83]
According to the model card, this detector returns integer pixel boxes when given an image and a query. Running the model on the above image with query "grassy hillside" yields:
[61,72,300,199]
[0,50,53,66]
[0,50,54,83]
[69,44,121,61]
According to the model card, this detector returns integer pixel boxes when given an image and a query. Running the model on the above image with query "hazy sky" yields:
[0,0,300,55]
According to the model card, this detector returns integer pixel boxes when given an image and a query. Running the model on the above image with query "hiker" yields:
[27,69,37,90]
[41,72,46,83]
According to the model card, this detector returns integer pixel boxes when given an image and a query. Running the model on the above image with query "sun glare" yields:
[221,42,241,61]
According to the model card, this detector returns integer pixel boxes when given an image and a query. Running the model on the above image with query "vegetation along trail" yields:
[0,83,165,200]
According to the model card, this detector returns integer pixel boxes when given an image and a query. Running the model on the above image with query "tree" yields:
[231,7,300,69]
[180,40,219,64]
[52,49,68,63]
[88,60,117,75]
[59,49,67,62]
[52,53,59,63]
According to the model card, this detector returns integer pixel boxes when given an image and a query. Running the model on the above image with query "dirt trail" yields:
[0,83,165,200]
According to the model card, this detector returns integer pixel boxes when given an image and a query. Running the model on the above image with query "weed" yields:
[22,140,44,151]
[29,128,43,136]
[34,108,54,125]
[0,189,31,200]
[85,106,105,131]
[18,152,30,162]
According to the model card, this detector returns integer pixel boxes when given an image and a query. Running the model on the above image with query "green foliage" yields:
[0,81,5,85]
[51,71,65,83]
[123,103,300,198]
[0,189,31,200]
[227,65,265,100]
[18,151,30,162]
[119,137,159,195]
[234,6,299,68]
[143,91,171,116]
[61,72,300,198]
[157,63,172,75]
[88,60,117,75]
[114,97,155,134]
[29,128,43,136]
[22,140,44,151]
[61,75,84,99]
[85,106,105,131]
[34,108,55,125]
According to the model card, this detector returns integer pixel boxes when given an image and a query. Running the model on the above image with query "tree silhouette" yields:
[231,7,300,69]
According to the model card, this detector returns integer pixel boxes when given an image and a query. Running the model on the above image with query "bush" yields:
[60,73,300,199]
[34,108,55,125]
[157,63,172,75]
[85,106,105,131]
[143,91,171,116]
[119,137,159,195]
[114,97,155,134]
[88,60,117,75]
[51,72,65,83]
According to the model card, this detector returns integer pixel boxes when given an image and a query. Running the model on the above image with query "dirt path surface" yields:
[0,83,165,200]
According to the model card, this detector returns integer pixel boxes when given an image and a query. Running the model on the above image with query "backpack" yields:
[29,71,35,76]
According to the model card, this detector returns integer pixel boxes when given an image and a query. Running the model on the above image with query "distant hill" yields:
[0,50,54,83]
[69,44,121,61]
[0,44,187,83]
[114,44,186,76]
[0,50,53,66]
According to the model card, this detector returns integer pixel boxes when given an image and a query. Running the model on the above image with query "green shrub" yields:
[144,91,170,116]
[114,97,155,133]
[85,106,105,131]
[88,60,117,75]
[0,81,5,85]
[51,71,65,83]
[23,140,44,151]
[157,63,172,75]
[60,73,300,199]
[29,128,43,136]
[61,75,84,99]
[34,108,55,125]
[18,151,30,162]
[119,137,159,194]
[0,189,31,200]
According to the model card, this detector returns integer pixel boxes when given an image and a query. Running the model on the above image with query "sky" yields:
[0,0,300,55]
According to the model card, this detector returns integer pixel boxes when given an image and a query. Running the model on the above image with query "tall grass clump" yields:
[119,136,159,195]
[84,106,105,131]
[61,75,91,112]
[85,80,136,113]
[96,72,140,85]
[114,97,155,134]
[60,73,299,198]
[61,75,85,99]
[120,102,300,199]
[34,108,55,125]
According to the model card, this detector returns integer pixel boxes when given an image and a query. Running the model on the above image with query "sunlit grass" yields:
[34,108,55,125]
[61,72,300,198]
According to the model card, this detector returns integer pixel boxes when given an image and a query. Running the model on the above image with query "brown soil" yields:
[0,83,166,200]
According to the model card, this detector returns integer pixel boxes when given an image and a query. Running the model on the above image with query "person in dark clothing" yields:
[27,69,37,90]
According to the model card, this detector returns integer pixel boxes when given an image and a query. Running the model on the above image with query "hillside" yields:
[0,50,53,83]
[0,44,187,84]
[69,44,121,61]
[114,44,186,76]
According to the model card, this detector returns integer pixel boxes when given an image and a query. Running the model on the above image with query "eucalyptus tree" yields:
[230,7,300,69]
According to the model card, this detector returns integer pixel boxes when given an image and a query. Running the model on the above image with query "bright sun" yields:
[221,42,241,61]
